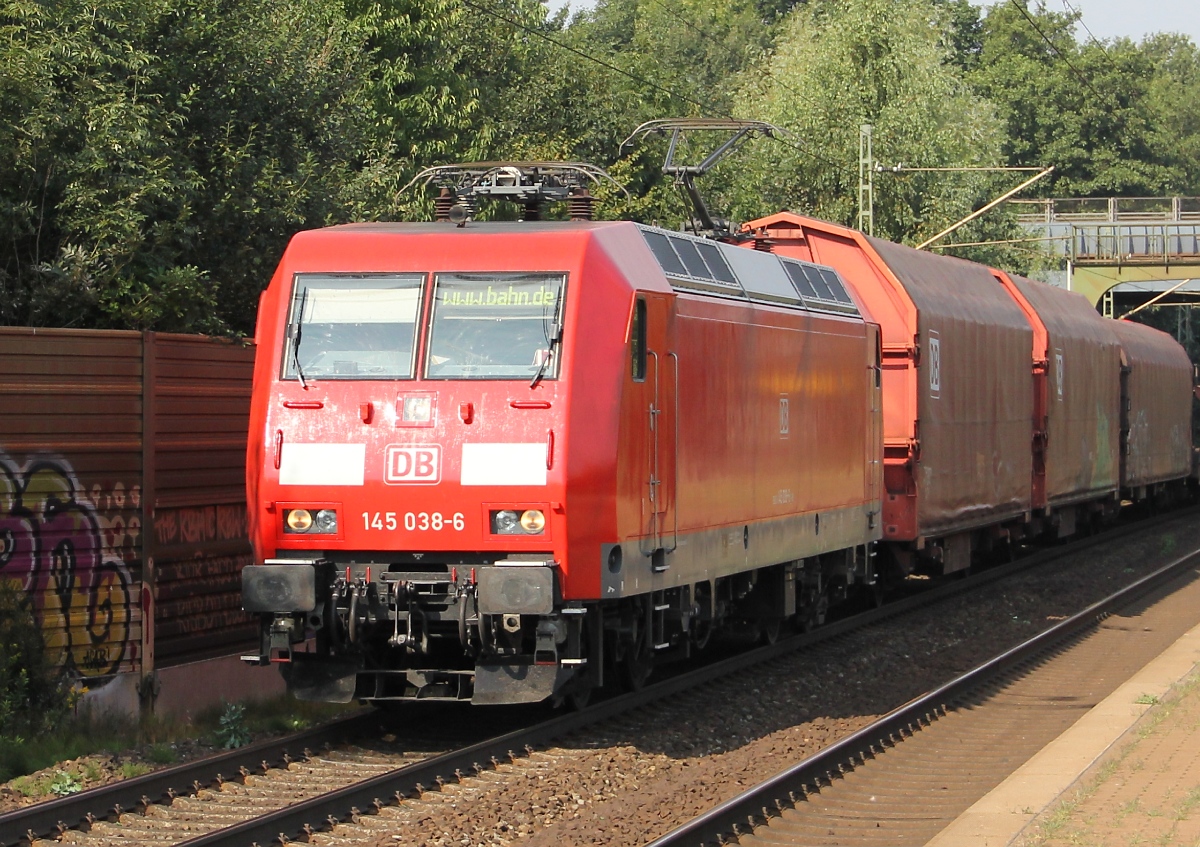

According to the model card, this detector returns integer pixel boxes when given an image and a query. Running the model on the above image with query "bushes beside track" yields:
[0,582,74,780]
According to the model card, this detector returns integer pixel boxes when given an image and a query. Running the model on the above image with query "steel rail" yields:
[174,509,1200,847]
[645,535,1200,847]
[0,711,379,847]
[2,507,1192,847]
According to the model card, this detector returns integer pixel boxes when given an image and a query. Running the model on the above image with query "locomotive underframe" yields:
[242,544,878,705]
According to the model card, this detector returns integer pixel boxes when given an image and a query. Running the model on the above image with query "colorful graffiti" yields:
[0,454,138,678]
[155,503,247,548]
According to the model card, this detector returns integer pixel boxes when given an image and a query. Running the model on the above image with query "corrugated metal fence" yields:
[0,328,255,687]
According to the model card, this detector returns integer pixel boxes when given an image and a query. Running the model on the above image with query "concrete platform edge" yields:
[925,618,1200,847]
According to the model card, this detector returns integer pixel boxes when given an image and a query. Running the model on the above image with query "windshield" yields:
[282,274,424,381]
[426,273,566,380]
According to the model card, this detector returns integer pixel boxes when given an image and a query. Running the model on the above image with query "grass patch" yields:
[1020,758,1124,845]
[1,694,357,787]
[1023,673,1200,846]
[0,710,142,785]
[146,743,177,765]
[1173,786,1200,820]
[2,574,355,791]
[120,762,152,779]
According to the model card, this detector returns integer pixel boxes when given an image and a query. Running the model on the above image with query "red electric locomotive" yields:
[242,165,884,705]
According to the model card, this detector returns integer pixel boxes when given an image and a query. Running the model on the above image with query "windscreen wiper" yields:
[288,288,309,389]
[530,286,565,389]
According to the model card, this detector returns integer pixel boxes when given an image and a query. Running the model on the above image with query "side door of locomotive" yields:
[635,293,678,560]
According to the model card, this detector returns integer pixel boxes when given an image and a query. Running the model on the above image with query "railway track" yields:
[3,508,1194,847]
[648,529,1200,847]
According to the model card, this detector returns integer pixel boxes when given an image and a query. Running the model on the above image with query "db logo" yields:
[385,445,441,484]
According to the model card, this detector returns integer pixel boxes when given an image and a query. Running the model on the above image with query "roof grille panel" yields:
[636,225,859,317]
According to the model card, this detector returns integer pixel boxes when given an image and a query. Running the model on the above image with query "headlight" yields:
[402,394,433,423]
[519,510,546,534]
[491,510,521,534]
[314,509,338,533]
[284,508,338,534]
[285,509,313,532]
[490,509,546,535]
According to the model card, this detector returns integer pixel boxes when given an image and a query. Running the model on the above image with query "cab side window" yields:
[631,298,647,381]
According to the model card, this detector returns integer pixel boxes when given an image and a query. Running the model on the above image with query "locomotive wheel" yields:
[567,682,593,711]
[799,597,828,633]
[551,672,595,711]
[620,649,654,691]
[759,617,782,645]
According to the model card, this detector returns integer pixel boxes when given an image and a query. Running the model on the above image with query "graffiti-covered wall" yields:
[0,329,256,686]
[0,457,140,676]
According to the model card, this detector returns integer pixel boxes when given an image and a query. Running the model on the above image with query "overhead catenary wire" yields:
[1006,0,1113,107]
[1056,0,1112,56]
[457,0,711,113]
[457,0,852,178]
[631,0,864,180]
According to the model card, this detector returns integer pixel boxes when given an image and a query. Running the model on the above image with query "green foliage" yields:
[120,761,152,778]
[1,0,1198,329]
[146,742,178,765]
[0,581,73,749]
[469,0,781,227]
[1142,33,1200,194]
[726,0,1013,252]
[967,1,1200,197]
[0,0,371,335]
[48,770,83,795]
[214,701,251,749]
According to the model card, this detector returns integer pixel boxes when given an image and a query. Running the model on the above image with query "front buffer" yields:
[243,555,591,704]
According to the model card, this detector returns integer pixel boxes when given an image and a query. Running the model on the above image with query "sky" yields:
[973,0,1199,46]
[553,0,1199,45]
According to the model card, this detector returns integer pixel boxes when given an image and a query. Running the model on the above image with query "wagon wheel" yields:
[691,616,713,651]
[759,617,783,645]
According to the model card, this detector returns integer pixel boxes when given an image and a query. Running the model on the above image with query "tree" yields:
[445,0,783,225]
[1142,33,1200,195]
[0,0,371,335]
[726,0,1014,255]
[0,0,185,328]
[967,2,1194,197]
